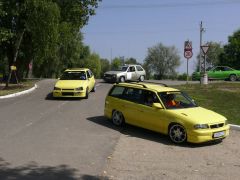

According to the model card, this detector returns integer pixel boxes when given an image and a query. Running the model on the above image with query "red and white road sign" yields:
[184,41,192,50]
[184,50,193,59]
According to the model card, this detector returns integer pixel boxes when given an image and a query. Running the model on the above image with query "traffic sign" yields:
[201,45,209,55]
[184,50,193,59]
[184,41,192,50]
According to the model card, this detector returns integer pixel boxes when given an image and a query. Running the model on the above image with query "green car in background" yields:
[192,66,240,81]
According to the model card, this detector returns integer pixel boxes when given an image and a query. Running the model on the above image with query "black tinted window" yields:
[122,88,143,103]
[109,86,125,98]
[60,71,86,80]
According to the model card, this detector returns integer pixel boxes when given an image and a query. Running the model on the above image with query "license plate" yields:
[213,131,225,138]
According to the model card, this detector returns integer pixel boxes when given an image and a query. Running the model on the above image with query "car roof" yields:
[115,82,179,92]
[65,68,89,72]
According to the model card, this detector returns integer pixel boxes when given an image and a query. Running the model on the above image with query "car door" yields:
[208,67,224,79]
[126,66,137,80]
[132,90,167,133]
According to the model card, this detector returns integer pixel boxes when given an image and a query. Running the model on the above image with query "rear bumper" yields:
[187,125,230,143]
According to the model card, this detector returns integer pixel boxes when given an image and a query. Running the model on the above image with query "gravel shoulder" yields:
[105,126,240,180]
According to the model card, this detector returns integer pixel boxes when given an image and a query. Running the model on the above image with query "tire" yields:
[169,124,187,143]
[91,84,96,92]
[229,74,237,82]
[139,75,144,82]
[119,76,125,83]
[112,110,125,126]
[84,88,89,99]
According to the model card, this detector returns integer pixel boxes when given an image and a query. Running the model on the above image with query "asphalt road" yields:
[0,79,117,179]
[0,79,239,180]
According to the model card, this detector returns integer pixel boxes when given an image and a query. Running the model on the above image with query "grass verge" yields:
[0,80,38,96]
[174,82,240,125]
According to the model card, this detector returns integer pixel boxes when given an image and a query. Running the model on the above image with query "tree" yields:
[81,53,101,78]
[144,43,180,80]
[195,41,223,71]
[111,57,122,70]
[100,58,110,78]
[125,57,138,65]
[219,29,240,69]
[0,0,101,82]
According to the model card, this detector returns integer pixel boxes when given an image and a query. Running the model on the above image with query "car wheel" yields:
[139,75,144,82]
[169,124,187,143]
[229,74,237,81]
[91,84,96,92]
[112,110,125,126]
[119,76,125,83]
[84,88,89,99]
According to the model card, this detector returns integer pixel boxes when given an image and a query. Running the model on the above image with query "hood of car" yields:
[105,71,125,75]
[171,107,226,124]
[55,80,88,89]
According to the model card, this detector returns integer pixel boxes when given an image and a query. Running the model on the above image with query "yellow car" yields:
[53,68,96,99]
[104,82,230,144]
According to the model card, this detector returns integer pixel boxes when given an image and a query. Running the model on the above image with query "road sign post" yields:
[200,44,209,85]
[184,41,193,84]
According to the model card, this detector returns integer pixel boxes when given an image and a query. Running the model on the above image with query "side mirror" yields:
[152,103,163,109]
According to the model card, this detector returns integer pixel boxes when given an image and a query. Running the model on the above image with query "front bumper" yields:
[53,90,86,98]
[103,75,118,82]
[187,125,230,143]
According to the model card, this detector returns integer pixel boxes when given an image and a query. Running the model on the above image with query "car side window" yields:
[129,66,136,72]
[143,90,160,107]
[136,66,143,71]
[122,87,143,103]
[87,71,91,78]
[109,86,125,98]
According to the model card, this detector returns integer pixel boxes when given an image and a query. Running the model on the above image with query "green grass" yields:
[0,80,38,96]
[174,82,240,125]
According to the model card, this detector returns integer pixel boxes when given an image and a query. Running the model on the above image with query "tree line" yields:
[1,0,240,82]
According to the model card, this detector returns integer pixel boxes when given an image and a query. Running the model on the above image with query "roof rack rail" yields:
[123,81,147,88]
[144,81,168,87]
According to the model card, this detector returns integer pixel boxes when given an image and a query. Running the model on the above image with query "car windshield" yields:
[113,66,128,71]
[60,71,87,80]
[158,91,197,109]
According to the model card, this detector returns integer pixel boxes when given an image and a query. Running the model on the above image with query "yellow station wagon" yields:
[53,68,96,99]
[104,82,229,144]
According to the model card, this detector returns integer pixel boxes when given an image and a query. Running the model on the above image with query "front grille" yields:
[210,123,224,129]
[105,74,113,78]
[62,89,74,91]
[62,92,74,96]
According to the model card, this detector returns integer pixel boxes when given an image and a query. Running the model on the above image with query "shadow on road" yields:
[45,93,84,101]
[87,116,223,148]
[0,158,109,180]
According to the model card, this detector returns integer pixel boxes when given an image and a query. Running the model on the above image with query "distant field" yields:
[175,82,240,125]
[0,80,37,96]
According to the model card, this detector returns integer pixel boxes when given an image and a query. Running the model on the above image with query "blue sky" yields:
[82,0,240,74]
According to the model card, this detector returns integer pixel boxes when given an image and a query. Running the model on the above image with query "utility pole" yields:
[199,21,205,73]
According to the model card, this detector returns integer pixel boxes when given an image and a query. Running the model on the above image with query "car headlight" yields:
[75,87,83,91]
[194,124,209,129]
[113,74,117,78]
[54,87,61,90]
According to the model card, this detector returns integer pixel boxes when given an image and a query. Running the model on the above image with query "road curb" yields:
[0,84,38,99]
[230,124,240,131]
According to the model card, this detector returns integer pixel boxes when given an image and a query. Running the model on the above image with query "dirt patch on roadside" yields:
[105,128,240,180]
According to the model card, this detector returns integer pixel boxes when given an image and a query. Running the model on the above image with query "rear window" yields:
[136,66,144,71]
